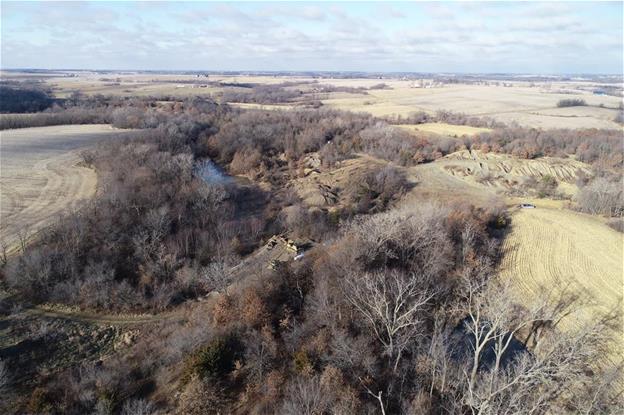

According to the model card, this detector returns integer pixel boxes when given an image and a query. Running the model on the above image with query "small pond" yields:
[196,159,233,185]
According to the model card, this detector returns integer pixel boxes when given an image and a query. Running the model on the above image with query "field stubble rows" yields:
[0,125,136,254]
[500,207,623,337]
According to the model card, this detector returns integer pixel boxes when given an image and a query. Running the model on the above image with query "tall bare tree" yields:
[429,277,623,415]
[343,269,437,372]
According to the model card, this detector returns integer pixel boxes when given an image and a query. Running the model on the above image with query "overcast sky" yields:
[1,1,622,74]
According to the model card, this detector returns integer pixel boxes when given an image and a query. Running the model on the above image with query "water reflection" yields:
[196,159,233,185]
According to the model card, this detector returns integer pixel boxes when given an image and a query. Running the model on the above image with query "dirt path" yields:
[0,124,136,254]
[22,304,186,325]
[15,234,299,326]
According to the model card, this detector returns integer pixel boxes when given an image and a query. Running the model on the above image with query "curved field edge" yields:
[0,125,136,254]
[499,206,623,351]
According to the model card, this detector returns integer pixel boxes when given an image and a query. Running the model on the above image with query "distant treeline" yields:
[388,110,507,129]
[0,109,108,129]
[0,85,56,113]
[219,81,370,105]
[469,127,623,168]
[557,98,587,107]
[0,92,169,130]
[2,90,621,172]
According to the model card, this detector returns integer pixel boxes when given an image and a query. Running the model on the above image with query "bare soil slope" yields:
[292,154,389,209]
[0,125,135,253]
[438,150,591,196]
[406,151,621,338]
[400,149,590,205]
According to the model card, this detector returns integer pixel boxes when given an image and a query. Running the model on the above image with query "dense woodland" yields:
[219,81,369,105]
[1,92,623,414]
[0,85,56,113]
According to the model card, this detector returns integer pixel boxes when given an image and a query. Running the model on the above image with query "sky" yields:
[1,1,622,74]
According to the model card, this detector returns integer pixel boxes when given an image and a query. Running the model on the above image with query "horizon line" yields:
[1,67,622,78]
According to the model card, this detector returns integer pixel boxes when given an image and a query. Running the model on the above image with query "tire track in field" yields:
[0,125,137,254]
[500,206,623,327]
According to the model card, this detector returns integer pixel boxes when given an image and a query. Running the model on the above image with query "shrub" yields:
[536,174,558,198]
[182,335,242,383]
[27,387,53,414]
[240,289,270,328]
[576,177,623,216]
[177,378,229,415]
[0,86,54,113]
[281,376,330,415]
[293,350,314,374]
[347,165,408,213]
[557,98,587,107]
[230,148,262,175]
[606,218,624,233]
[369,83,391,90]
[121,398,155,415]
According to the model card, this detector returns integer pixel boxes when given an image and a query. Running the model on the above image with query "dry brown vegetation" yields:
[0,83,622,414]
[4,71,623,129]
[435,149,592,197]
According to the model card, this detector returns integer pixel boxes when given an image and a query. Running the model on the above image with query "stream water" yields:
[196,159,233,185]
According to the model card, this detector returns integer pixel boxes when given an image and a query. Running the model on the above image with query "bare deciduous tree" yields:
[345,203,453,275]
[430,277,623,415]
[200,259,235,293]
[121,398,155,415]
[576,177,623,216]
[281,376,331,415]
[343,269,436,371]
[0,359,9,396]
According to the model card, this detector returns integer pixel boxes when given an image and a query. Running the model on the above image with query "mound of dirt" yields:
[437,150,591,195]
[291,154,388,209]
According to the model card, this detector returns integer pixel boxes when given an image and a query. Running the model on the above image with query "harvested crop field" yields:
[500,206,623,330]
[9,71,622,130]
[0,125,136,253]
[405,149,622,351]
[396,123,492,137]
[321,83,623,130]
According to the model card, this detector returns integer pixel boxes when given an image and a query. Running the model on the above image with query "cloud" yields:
[423,3,456,19]
[375,5,406,19]
[260,5,326,21]
[1,1,621,73]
